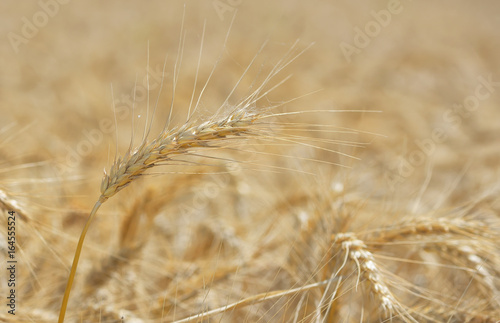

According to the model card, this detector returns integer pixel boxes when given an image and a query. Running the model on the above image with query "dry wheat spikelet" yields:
[99,109,258,201]
[355,212,500,320]
[58,108,264,322]
[332,232,417,322]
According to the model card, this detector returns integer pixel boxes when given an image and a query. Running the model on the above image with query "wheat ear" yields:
[57,34,311,321]
[57,108,261,322]
[333,232,415,322]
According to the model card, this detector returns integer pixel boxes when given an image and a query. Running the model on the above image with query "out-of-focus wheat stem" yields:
[172,278,341,323]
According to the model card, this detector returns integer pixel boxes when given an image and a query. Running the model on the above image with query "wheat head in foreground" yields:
[58,108,264,322]
[57,39,309,322]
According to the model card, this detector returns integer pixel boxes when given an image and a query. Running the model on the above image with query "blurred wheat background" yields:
[1,1,500,322]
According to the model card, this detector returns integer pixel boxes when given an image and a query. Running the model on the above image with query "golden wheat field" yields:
[1,1,500,322]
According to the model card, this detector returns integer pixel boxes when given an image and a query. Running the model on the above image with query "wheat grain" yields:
[352,212,500,320]
[332,232,416,322]
[99,109,259,201]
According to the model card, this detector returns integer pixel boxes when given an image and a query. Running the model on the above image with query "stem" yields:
[172,277,341,323]
[58,199,104,323]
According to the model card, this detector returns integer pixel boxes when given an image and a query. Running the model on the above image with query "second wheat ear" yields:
[57,108,262,322]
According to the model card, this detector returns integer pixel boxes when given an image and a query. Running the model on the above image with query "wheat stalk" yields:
[172,277,341,323]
